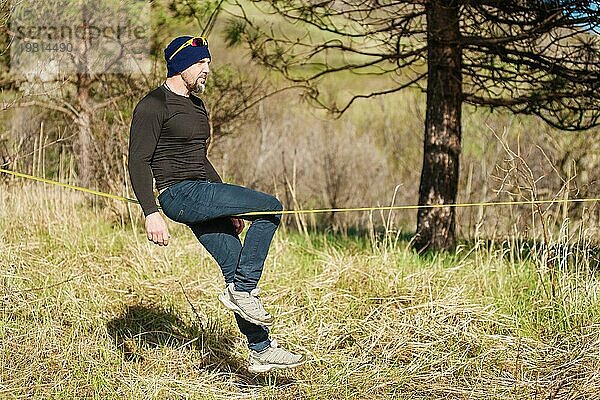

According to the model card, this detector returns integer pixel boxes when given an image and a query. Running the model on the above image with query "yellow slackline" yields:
[1,167,599,217]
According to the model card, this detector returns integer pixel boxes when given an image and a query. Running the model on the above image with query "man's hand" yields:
[231,217,245,235]
[145,212,170,246]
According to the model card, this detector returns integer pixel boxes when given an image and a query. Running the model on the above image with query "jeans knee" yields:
[269,196,283,212]
[267,196,283,223]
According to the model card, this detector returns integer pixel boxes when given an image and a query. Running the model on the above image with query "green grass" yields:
[1,183,599,399]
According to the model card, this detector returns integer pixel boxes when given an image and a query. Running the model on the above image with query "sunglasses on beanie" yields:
[168,36,209,61]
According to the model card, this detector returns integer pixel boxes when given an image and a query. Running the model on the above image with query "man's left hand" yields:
[231,217,245,235]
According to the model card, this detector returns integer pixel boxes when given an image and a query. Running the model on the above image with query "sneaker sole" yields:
[248,360,306,374]
[218,292,274,327]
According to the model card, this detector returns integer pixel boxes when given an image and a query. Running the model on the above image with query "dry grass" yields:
[1,183,600,399]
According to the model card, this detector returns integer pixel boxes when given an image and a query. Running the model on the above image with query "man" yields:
[127,35,304,373]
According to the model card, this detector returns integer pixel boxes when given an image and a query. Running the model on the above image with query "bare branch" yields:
[15,100,79,120]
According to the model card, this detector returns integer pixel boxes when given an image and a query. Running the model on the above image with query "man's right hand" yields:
[145,212,170,246]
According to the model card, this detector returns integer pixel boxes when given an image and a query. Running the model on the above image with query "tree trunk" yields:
[414,1,463,252]
[75,75,93,188]
[75,110,93,188]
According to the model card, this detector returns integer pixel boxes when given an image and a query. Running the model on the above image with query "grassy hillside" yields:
[1,183,599,399]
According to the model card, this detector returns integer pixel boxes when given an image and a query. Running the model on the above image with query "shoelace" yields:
[259,339,301,364]
[250,288,270,316]
[236,286,270,316]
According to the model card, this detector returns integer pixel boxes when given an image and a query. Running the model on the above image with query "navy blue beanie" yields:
[164,36,211,77]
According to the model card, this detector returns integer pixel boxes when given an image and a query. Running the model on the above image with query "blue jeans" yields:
[157,179,283,352]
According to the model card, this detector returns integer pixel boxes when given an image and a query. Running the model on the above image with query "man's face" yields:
[180,57,211,93]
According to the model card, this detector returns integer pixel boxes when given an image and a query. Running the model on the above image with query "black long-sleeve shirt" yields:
[128,84,222,216]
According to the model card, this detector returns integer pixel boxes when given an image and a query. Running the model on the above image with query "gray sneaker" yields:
[218,283,274,326]
[248,340,305,373]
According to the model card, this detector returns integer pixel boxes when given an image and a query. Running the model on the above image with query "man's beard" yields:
[183,74,206,94]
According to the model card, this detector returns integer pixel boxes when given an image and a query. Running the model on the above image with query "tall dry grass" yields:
[1,180,599,399]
